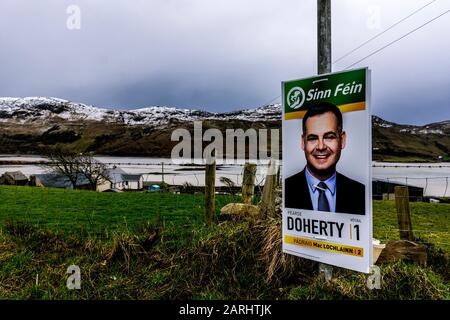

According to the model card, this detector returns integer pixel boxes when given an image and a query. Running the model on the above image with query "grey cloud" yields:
[0,0,448,124]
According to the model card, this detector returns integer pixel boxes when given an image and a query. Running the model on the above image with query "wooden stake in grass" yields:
[205,156,216,225]
[394,186,414,241]
[260,159,278,219]
[241,163,256,204]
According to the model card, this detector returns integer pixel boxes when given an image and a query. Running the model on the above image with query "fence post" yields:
[241,163,257,204]
[161,162,165,183]
[275,164,281,188]
[205,157,216,225]
[259,159,278,219]
[394,186,414,241]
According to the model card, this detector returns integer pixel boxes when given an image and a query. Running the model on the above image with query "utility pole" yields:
[317,0,333,281]
[318,0,331,74]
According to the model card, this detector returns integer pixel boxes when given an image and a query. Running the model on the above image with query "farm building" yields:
[28,166,138,192]
[97,167,128,192]
[0,171,29,186]
[29,173,92,190]
[122,174,144,190]
[372,179,424,201]
[99,168,145,192]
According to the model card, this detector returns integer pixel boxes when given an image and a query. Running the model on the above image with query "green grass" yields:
[287,261,449,300]
[0,219,447,300]
[0,186,448,300]
[0,185,239,237]
[373,200,450,252]
[1,186,448,251]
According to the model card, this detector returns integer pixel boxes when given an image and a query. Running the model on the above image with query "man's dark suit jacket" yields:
[284,168,365,215]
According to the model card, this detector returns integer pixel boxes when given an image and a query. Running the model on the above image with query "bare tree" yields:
[42,147,110,191]
[42,146,82,189]
[78,153,110,191]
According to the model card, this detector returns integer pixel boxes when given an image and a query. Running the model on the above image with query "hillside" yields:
[372,116,450,161]
[0,97,449,161]
[0,97,281,157]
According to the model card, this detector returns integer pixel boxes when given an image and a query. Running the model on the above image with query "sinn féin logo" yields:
[287,86,305,110]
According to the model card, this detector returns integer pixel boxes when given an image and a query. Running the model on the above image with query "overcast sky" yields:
[0,0,449,125]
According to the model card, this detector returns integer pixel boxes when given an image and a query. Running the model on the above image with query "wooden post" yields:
[394,186,414,241]
[318,0,333,280]
[275,164,281,188]
[205,158,216,225]
[318,0,331,74]
[241,163,256,204]
[161,162,165,183]
[259,160,278,218]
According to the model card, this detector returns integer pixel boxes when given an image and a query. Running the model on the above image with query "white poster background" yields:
[282,69,372,273]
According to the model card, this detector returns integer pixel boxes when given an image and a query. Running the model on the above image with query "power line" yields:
[333,0,437,65]
[344,9,450,70]
[258,2,442,109]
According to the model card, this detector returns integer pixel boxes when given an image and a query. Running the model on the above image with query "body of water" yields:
[0,155,272,188]
[1,155,450,196]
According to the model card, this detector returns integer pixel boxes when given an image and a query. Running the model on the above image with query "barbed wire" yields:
[372,164,450,168]
[5,160,450,168]
[375,176,450,180]
[376,227,450,235]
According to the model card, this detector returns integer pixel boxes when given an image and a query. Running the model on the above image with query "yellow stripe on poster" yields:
[339,101,366,113]
[284,101,366,120]
[284,110,307,120]
[284,235,364,257]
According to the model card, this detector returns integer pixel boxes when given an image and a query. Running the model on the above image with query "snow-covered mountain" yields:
[372,115,396,128]
[0,97,281,125]
[1,97,449,160]
[372,115,450,136]
[2,97,449,136]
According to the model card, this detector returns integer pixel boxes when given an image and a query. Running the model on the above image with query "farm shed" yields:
[372,179,424,201]
[0,171,28,186]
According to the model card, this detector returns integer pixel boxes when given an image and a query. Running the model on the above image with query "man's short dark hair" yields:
[302,102,343,134]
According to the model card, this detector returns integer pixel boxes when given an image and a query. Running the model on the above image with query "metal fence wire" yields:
[0,162,449,241]
[0,174,244,240]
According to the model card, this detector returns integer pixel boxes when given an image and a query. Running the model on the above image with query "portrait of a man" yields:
[284,102,365,215]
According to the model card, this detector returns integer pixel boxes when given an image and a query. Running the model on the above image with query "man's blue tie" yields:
[317,181,330,212]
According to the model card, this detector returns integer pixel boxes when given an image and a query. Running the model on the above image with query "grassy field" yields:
[0,185,448,250]
[0,185,448,300]
[0,185,240,237]
[373,201,450,252]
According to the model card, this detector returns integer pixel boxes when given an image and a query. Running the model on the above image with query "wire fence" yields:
[0,162,449,246]
[373,177,450,201]
[0,184,244,239]
[375,227,450,250]
[0,162,250,239]
[0,183,449,251]
[2,162,450,196]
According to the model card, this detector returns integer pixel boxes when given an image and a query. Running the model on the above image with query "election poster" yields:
[282,68,372,273]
